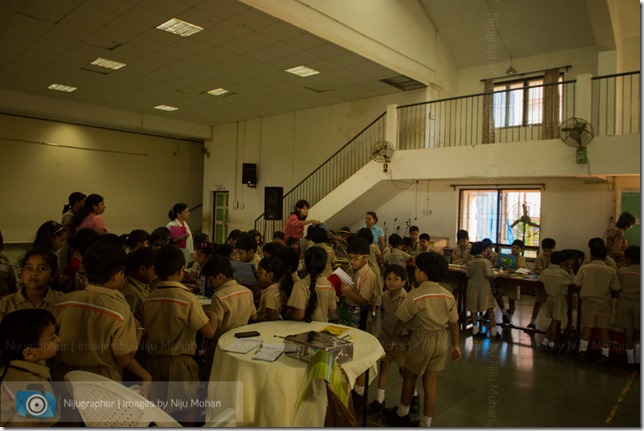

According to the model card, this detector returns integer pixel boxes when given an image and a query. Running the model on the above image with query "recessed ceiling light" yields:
[154,105,179,111]
[48,83,77,92]
[207,88,229,96]
[90,57,127,70]
[157,18,203,37]
[285,65,320,77]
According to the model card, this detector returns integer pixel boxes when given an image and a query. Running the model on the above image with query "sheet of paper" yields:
[253,343,284,362]
[320,325,349,336]
[514,267,531,274]
[332,267,354,286]
[222,339,262,354]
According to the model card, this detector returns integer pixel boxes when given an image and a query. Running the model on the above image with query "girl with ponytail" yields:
[286,246,337,322]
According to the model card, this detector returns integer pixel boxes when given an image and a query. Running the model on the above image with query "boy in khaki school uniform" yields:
[340,237,378,401]
[574,244,621,365]
[52,242,150,386]
[385,252,461,427]
[615,245,640,368]
[142,246,218,423]
[201,255,257,380]
[122,247,156,321]
[495,239,527,325]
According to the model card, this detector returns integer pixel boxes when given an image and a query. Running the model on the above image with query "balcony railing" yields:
[592,71,640,136]
[398,80,577,149]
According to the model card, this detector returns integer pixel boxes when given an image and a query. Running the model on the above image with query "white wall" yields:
[339,176,640,253]
[456,45,600,96]
[201,89,430,234]
[0,114,204,243]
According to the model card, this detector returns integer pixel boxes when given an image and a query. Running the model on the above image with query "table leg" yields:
[362,368,369,426]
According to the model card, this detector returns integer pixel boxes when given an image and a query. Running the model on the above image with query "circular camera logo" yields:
[26,393,48,417]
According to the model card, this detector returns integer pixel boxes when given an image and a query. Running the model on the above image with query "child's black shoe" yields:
[366,399,385,414]
[384,408,419,427]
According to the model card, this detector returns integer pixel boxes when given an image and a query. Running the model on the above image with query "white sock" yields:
[397,404,410,417]
[579,339,589,352]
[490,325,497,337]
[420,414,432,427]
[542,337,550,346]
[414,389,419,397]
[472,325,480,335]
[548,341,555,349]
[601,347,610,358]
[626,349,634,364]
[377,388,385,403]
[354,384,364,396]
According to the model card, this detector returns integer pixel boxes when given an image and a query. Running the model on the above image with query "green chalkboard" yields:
[621,191,640,246]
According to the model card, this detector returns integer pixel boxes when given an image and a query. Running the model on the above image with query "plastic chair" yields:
[64,371,180,427]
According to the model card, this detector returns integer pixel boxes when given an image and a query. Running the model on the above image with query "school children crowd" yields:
[0,192,638,427]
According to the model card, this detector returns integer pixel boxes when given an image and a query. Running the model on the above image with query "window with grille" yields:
[458,188,542,257]
[493,76,563,128]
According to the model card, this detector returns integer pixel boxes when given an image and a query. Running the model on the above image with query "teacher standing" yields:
[604,211,637,268]
[284,200,320,242]
[166,203,193,263]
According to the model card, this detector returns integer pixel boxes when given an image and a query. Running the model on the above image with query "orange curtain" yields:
[541,68,560,139]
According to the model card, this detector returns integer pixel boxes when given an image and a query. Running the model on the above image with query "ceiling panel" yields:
[0,0,620,130]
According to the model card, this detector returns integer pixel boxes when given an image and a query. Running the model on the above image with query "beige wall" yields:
[0,114,204,243]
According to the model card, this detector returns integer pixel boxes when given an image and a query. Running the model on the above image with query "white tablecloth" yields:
[205,320,384,427]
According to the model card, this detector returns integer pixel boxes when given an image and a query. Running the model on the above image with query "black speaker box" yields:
[242,163,257,187]
[264,187,284,220]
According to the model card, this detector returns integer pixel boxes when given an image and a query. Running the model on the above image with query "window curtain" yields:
[541,68,560,139]
[482,79,495,144]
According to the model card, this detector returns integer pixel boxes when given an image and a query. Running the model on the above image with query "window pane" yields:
[507,84,523,127]
[500,190,541,247]
[493,91,506,128]
[460,191,498,241]
[527,85,543,125]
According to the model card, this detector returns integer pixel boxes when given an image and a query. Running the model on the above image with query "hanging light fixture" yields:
[506,54,517,75]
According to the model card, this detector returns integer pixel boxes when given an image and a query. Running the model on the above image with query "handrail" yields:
[254,111,386,227]
[398,79,578,109]
[591,70,640,80]
[283,112,386,200]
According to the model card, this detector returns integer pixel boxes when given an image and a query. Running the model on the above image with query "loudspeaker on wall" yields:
[264,187,283,220]
[242,163,257,187]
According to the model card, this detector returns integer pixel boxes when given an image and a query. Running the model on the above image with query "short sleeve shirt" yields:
[618,264,640,300]
[345,265,377,306]
[284,214,304,241]
[381,289,408,337]
[121,276,149,321]
[142,281,209,356]
[396,281,458,331]
[210,280,256,339]
[287,275,337,322]
[0,288,63,318]
[53,285,138,376]
[574,260,621,303]
[257,282,283,321]
[539,265,573,297]
[76,213,107,233]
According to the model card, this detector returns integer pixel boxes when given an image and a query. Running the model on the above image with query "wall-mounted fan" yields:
[506,202,541,245]
[560,117,594,164]
[371,141,394,172]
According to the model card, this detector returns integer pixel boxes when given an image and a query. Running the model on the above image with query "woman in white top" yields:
[166,203,193,263]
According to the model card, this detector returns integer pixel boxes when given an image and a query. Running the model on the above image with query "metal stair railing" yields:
[254,112,386,239]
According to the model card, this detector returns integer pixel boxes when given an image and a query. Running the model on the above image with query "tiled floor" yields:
[361,295,641,427]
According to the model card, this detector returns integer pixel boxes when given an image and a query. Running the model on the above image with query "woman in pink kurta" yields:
[72,194,107,234]
[283,199,320,242]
